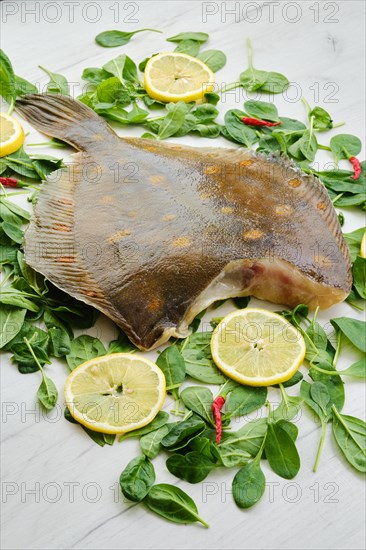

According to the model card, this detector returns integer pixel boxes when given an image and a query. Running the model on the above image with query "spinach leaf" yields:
[158,102,190,139]
[119,411,169,441]
[310,106,333,131]
[352,256,366,299]
[167,32,209,43]
[95,29,161,48]
[166,451,216,483]
[65,408,115,447]
[337,358,366,378]
[175,40,201,56]
[310,382,330,417]
[298,130,318,162]
[119,455,155,502]
[0,306,26,348]
[273,385,303,421]
[102,54,138,84]
[81,67,112,84]
[39,66,69,95]
[108,329,136,353]
[244,100,279,122]
[66,335,106,370]
[225,386,267,418]
[48,327,71,357]
[180,386,215,426]
[232,459,266,509]
[0,49,16,103]
[37,371,58,410]
[156,346,186,397]
[140,425,170,459]
[218,419,268,466]
[145,484,209,527]
[331,317,366,352]
[343,228,366,262]
[197,50,226,72]
[330,134,362,161]
[224,110,257,147]
[161,415,206,451]
[332,406,366,473]
[180,331,227,384]
[0,287,40,312]
[265,421,300,479]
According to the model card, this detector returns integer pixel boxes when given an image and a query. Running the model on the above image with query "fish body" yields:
[16,94,352,350]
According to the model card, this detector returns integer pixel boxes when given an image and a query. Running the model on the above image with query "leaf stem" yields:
[219,82,241,93]
[247,38,254,70]
[7,98,15,116]
[317,144,332,151]
[313,420,327,472]
[333,331,342,368]
[23,336,44,373]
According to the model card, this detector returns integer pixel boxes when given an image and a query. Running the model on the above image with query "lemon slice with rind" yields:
[64,353,166,434]
[360,230,366,259]
[0,112,24,157]
[144,52,215,103]
[211,308,306,386]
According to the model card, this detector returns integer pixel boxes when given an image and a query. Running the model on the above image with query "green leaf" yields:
[139,425,170,459]
[174,40,201,56]
[224,110,257,147]
[330,134,362,161]
[158,102,190,140]
[156,346,186,393]
[166,451,216,483]
[331,317,366,352]
[180,386,215,426]
[298,130,318,162]
[119,411,169,441]
[232,460,266,509]
[37,372,58,410]
[0,287,39,312]
[167,32,209,43]
[353,256,366,299]
[239,68,269,93]
[144,484,209,527]
[95,29,161,48]
[343,228,366,262]
[260,72,289,94]
[39,66,69,95]
[119,455,155,502]
[218,419,268,466]
[0,49,16,102]
[244,100,279,122]
[0,306,26,348]
[332,406,366,472]
[66,335,106,370]
[310,382,330,417]
[1,222,23,244]
[95,77,131,107]
[108,329,136,353]
[14,75,38,96]
[310,106,333,131]
[48,327,71,357]
[225,386,267,418]
[273,388,303,422]
[265,422,300,479]
[81,67,112,84]
[197,50,227,72]
[338,358,366,378]
[102,54,138,83]
[180,331,227,384]
[161,415,206,451]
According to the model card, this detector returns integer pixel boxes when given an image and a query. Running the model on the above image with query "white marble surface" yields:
[1,1,365,549]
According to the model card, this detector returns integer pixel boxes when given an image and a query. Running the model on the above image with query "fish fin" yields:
[24,157,110,313]
[16,93,117,150]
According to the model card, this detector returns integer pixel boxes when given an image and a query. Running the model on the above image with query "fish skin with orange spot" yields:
[16,94,352,351]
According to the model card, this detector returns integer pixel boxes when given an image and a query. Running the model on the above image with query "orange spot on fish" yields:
[204,165,220,175]
[57,256,75,263]
[100,195,113,204]
[288,178,302,188]
[162,214,176,221]
[52,223,71,232]
[147,297,162,312]
[240,160,254,167]
[221,207,234,214]
[108,229,131,243]
[317,202,327,211]
[275,205,293,216]
[243,229,263,240]
[150,175,166,185]
[172,236,191,248]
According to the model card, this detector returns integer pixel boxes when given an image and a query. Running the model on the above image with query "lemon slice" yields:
[0,112,24,157]
[211,308,305,386]
[144,52,215,103]
[360,230,366,259]
[64,353,166,434]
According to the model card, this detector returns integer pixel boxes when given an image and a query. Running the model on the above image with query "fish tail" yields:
[16,93,117,151]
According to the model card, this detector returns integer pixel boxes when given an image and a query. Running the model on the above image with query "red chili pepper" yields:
[241,117,282,127]
[212,396,225,444]
[0,177,28,188]
[349,157,361,180]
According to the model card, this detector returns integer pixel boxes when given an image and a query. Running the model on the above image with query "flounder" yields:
[16,94,352,350]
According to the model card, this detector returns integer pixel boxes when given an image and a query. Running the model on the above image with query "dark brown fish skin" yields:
[16,94,352,350]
